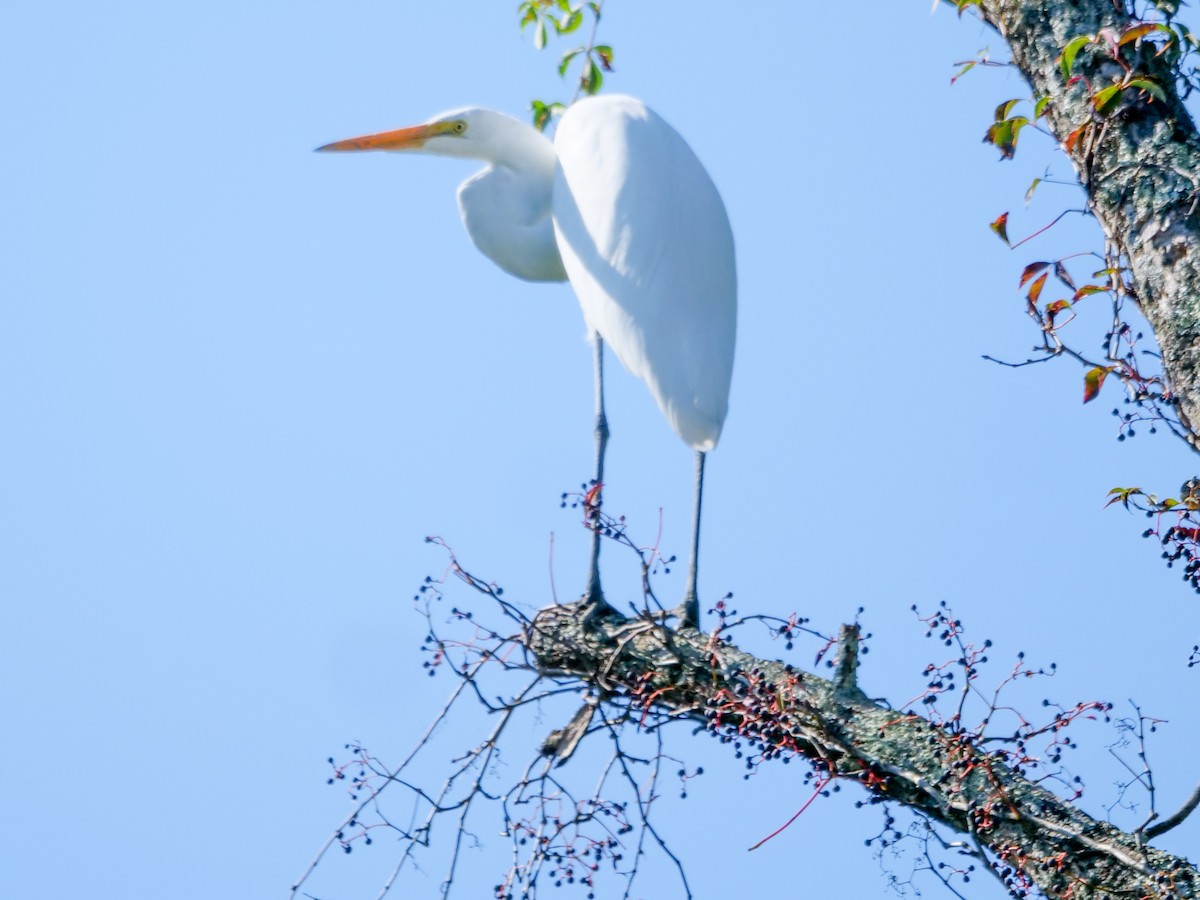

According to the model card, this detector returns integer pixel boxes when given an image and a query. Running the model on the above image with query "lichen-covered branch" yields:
[526,602,1199,898]
[972,0,1200,445]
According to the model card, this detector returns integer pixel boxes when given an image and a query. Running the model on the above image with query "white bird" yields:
[318,94,736,627]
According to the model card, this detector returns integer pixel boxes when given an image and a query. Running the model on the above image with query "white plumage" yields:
[553,96,735,451]
[318,93,736,452]
[318,93,736,623]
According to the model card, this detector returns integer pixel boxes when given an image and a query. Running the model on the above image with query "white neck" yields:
[446,112,565,282]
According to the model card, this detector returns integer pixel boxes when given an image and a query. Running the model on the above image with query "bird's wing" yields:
[552,95,736,452]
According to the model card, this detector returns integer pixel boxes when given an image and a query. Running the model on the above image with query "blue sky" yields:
[4,3,1199,898]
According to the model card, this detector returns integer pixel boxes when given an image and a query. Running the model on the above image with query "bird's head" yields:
[316,108,542,164]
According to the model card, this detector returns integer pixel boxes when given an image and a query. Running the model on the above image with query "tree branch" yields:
[524,600,1199,899]
[1146,779,1200,839]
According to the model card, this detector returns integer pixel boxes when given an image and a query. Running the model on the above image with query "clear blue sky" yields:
[4,3,1198,898]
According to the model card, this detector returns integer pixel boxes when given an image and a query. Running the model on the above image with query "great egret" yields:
[318,94,736,627]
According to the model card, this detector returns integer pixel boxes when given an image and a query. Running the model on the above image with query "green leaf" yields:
[1127,78,1167,103]
[1092,83,1122,114]
[1060,34,1092,80]
[534,19,547,50]
[1034,96,1051,118]
[581,59,603,94]
[994,98,1021,122]
[587,1,601,19]
[983,120,1012,154]
[1083,367,1110,403]
[530,100,565,132]
[990,212,1010,245]
[591,59,604,93]
[558,48,582,77]
[1025,177,1042,205]
[950,60,976,85]
[984,115,1029,159]
[557,9,583,34]
[594,44,613,70]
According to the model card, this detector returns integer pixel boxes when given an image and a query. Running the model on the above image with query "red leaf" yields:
[1096,28,1120,57]
[1019,261,1051,287]
[1118,23,1162,46]
[1105,486,1140,510]
[990,212,1010,246]
[1027,272,1049,304]
[1064,123,1087,152]
[1073,284,1108,301]
[950,60,976,85]
[1054,261,1076,290]
[1083,367,1110,403]
[1045,299,1071,323]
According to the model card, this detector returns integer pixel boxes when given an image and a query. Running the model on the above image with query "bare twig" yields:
[1145,780,1200,838]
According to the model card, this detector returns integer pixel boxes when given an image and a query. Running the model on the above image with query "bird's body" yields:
[318,94,736,623]
[553,97,735,451]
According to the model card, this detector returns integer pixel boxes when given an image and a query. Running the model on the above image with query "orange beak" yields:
[315,122,448,153]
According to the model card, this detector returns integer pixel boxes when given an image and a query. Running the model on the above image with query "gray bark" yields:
[527,606,1199,897]
[979,0,1200,441]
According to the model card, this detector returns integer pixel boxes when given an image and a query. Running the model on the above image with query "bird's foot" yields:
[580,583,620,630]
[673,595,700,630]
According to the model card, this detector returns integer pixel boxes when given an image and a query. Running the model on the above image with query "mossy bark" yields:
[981,0,1200,442]
[526,604,1199,897]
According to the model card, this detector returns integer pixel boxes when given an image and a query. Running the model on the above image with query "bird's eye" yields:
[452,121,467,135]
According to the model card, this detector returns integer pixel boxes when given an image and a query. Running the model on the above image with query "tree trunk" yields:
[979,0,1200,442]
